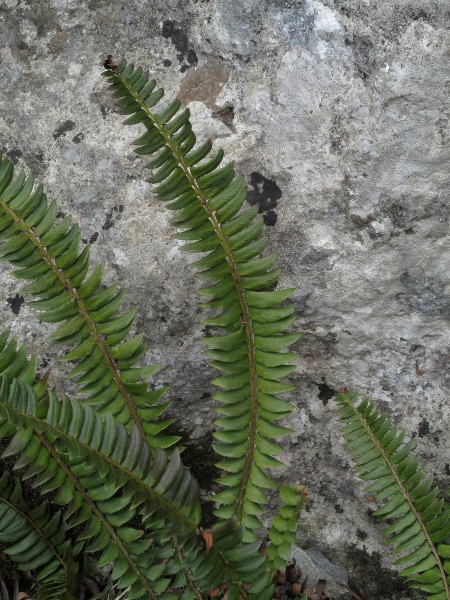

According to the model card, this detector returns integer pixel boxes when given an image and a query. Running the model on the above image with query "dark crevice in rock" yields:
[53,120,76,140]
[6,294,24,315]
[246,172,282,226]
[317,382,336,406]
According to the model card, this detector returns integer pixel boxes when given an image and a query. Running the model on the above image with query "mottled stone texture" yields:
[0,1,449,598]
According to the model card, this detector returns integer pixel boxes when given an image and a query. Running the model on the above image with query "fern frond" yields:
[0,156,177,450]
[267,485,308,571]
[103,58,301,539]
[0,375,274,599]
[0,472,78,598]
[336,391,450,599]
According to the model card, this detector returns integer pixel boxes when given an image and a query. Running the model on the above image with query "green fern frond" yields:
[336,390,450,599]
[0,472,78,598]
[0,375,274,599]
[103,58,301,540]
[267,485,308,571]
[0,156,177,450]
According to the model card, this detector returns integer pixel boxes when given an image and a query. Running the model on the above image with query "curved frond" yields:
[336,391,450,599]
[0,156,176,450]
[0,375,274,599]
[103,58,300,539]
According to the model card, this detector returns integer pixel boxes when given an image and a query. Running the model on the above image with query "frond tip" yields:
[336,390,450,600]
[267,485,308,571]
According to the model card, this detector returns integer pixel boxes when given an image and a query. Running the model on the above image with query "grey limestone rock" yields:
[0,1,449,598]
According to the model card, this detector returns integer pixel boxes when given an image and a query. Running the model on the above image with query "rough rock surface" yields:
[0,1,449,598]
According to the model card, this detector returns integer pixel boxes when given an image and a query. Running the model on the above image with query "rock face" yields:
[0,1,449,598]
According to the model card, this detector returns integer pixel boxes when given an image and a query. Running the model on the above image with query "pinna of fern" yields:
[102,57,302,542]
[336,390,450,600]
[0,153,177,450]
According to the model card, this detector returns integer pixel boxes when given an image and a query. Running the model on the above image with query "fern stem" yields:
[37,433,159,600]
[116,73,259,524]
[346,400,449,596]
[0,493,67,570]
[0,200,147,442]
[172,537,204,600]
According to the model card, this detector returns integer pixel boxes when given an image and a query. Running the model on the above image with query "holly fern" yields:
[0,56,448,600]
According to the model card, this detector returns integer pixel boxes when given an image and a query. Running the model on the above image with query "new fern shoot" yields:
[0,56,448,600]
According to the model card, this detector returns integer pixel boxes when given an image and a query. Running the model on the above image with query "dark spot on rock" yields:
[346,35,377,81]
[161,20,196,64]
[417,418,430,438]
[411,8,429,21]
[6,294,24,315]
[164,425,219,527]
[233,53,251,63]
[201,391,211,399]
[301,248,331,271]
[187,48,198,65]
[102,212,114,230]
[160,315,167,322]
[246,172,281,227]
[356,529,368,541]
[89,231,99,244]
[100,104,108,118]
[161,19,175,38]
[264,210,277,226]
[317,382,336,406]
[17,41,28,51]
[350,213,370,229]
[381,200,408,229]
[5,149,23,163]
[39,357,49,369]
[212,104,235,130]
[334,504,344,514]
[72,132,84,144]
[116,205,124,213]
[53,120,76,139]
[163,59,172,67]
[346,545,411,599]
[445,464,450,475]
[180,64,190,73]
[399,271,450,320]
